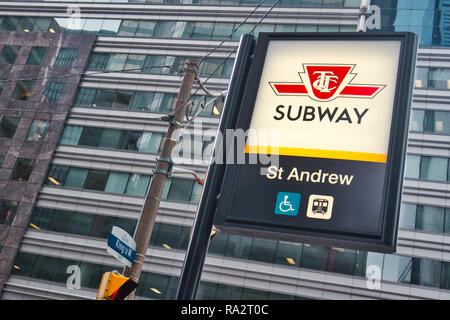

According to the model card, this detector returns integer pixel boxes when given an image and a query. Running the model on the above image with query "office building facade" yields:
[0,0,449,300]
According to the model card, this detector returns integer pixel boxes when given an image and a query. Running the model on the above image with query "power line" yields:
[173,0,282,122]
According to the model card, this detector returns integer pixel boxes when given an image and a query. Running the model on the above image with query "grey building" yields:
[0,0,449,300]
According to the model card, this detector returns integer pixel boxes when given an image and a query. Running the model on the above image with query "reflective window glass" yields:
[92,89,115,108]
[154,21,176,38]
[0,200,18,225]
[191,22,213,39]
[46,165,70,186]
[211,23,233,39]
[420,156,447,181]
[74,88,96,106]
[405,154,420,179]
[136,21,156,37]
[26,120,50,142]
[26,47,48,66]
[104,171,129,194]
[399,203,416,230]
[166,178,194,202]
[100,19,121,35]
[83,169,109,191]
[98,128,121,149]
[55,48,78,67]
[137,132,163,153]
[124,55,146,72]
[12,81,35,101]
[428,68,450,90]
[43,82,65,103]
[105,54,127,71]
[416,205,445,233]
[0,117,20,138]
[83,19,103,34]
[125,173,150,196]
[112,90,133,109]
[29,207,53,231]
[60,125,83,145]
[118,20,138,36]
[0,45,20,64]
[87,53,109,70]
[64,167,88,189]
[409,109,424,131]
[10,158,35,181]
[131,92,153,111]
[78,127,102,147]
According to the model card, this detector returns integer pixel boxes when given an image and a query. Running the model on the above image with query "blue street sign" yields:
[107,226,136,267]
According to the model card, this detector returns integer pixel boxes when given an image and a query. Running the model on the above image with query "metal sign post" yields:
[176,34,256,300]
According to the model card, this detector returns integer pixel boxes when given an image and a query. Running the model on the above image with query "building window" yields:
[43,82,65,103]
[54,48,78,67]
[26,120,50,142]
[0,117,20,138]
[26,47,48,66]
[0,200,18,225]
[87,53,109,71]
[420,156,448,182]
[74,87,96,107]
[10,158,35,181]
[12,81,35,101]
[0,45,20,64]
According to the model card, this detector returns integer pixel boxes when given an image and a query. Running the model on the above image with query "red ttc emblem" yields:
[269,64,385,102]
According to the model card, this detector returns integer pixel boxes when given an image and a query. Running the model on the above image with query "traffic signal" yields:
[96,270,138,300]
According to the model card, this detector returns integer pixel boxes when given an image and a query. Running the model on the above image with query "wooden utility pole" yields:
[123,59,198,299]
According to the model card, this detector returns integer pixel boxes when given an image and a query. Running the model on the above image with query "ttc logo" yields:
[269,64,385,102]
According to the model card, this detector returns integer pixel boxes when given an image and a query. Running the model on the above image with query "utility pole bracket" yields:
[154,156,174,176]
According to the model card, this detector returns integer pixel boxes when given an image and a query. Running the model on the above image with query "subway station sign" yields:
[214,32,417,253]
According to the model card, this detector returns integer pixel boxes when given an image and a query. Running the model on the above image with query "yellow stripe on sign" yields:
[244,145,387,163]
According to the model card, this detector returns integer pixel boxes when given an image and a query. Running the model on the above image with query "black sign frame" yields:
[213,32,418,253]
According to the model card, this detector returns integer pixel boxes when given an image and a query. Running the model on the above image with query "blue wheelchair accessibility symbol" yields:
[274,192,301,216]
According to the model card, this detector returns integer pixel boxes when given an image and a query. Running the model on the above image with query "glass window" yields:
[399,203,416,230]
[112,91,133,109]
[78,127,102,147]
[420,156,447,181]
[0,200,18,225]
[0,45,20,64]
[29,206,53,231]
[274,241,303,267]
[118,20,138,36]
[172,21,194,38]
[87,53,109,71]
[154,21,177,38]
[0,117,20,138]
[428,68,450,90]
[249,238,277,263]
[136,21,156,37]
[83,169,109,191]
[200,58,224,77]
[441,262,450,290]
[64,167,88,189]
[98,128,121,149]
[190,180,202,202]
[299,245,325,271]
[231,23,255,40]
[150,92,176,113]
[74,88,96,107]
[117,130,141,151]
[166,178,194,202]
[12,81,35,101]
[274,24,296,32]
[60,125,83,145]
[26,120,50,142]
[414,67,428,88]
[424,110,450,134]
[411,258,441,288]
[124,55,146,73]
[46,165,70,186]
[416,205,445,233]
[382,255,412,284]
[0,16,19,31]
[404,154,420,179]
[10,158,35,181]
[43,82,65,103]
[224,234,251,259]
[30,255,58,282]
[131,91,153,111]
[137,132,163,153]
[191,22,213,39]
[100,19,121,35]
[105,54,127,71]
[93,89,115,108]
[143,55,166,73]
[83,19,103,34]
[125,173,150,196]
[55,48,78,67]
[26,47,48,66]
[409,109,424,131]
[211,23,234,39]
[104,172,129,194]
